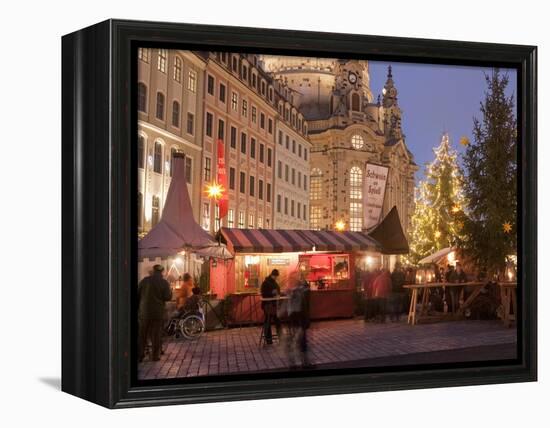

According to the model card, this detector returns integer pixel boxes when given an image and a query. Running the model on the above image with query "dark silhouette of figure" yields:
[260,269,281,344]
[138,264,172,362]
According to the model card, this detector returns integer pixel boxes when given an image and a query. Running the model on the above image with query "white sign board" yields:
[363,163,389,229]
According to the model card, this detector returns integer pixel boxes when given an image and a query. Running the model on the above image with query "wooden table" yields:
[499,282,517,328]
[403,282,486,325]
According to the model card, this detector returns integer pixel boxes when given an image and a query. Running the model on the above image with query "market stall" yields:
[138,152,231,315]
[211,227,383,324]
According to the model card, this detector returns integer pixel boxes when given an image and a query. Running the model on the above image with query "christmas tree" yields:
[408,133,466,264]
[461,69,517,277]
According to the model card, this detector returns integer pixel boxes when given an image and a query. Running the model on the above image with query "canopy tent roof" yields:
[219,227,381,254]
[138,153,220,260]
[367,206,410,255]
[418,247,454,265]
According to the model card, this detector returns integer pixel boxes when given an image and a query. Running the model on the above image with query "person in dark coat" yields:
[286,272,312,368]
[390,263,407,321]
[260,269,281,344]
[138,264,172,362]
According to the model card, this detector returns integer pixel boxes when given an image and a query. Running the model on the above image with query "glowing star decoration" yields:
[335,220,346,231]
[205,182,224,201]
[434,230,441,238]
[459,136,470,146]
[451,205,461,213]
[503,222,513,234]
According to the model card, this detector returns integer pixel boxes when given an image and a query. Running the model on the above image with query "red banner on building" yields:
[217,139,229,219]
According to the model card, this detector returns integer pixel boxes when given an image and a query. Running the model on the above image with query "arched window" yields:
[157,49,167,72]
[156,92,165,120]
[153,141,162,173]
[137,83,147,112]
[351,93,361,111]
[349,166,363,231]
[351,134,364,150]
[172,101,180,127]
[138,135,145,169]
[173,56,182,82]
[151,196,160,227]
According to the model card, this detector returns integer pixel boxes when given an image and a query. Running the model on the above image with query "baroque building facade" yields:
[260,56,417,235]
[272,79,311,229]
[137,48,205,235]
[199,52,277,233]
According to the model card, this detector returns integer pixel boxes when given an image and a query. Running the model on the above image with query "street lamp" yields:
[335,220,346,231]
[205,181,224,201]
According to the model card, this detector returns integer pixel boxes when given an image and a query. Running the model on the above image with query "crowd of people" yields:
[138,260,475,366]
[360,263,409,323]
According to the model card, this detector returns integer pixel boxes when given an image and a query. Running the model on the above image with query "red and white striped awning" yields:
[219,227,381,254]
[297,229,380,252]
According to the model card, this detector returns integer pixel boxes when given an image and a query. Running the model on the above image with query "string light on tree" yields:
[408,133,467,264]
[503,222,512,234]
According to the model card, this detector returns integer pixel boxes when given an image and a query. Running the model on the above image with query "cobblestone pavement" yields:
[138,319,517,380]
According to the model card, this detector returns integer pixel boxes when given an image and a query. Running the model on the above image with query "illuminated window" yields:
[151,196,160,227]
[202,202,210,231]
[187,70,197,93]
[228,209,234,227]
[349,166,363,231]
[310,206,322,230]
[349,166,363,199]
[257,216,263,229]
[173,56,182,82]
[238,211,245,228]
[231,92,238,110]
[215,205,220,232]
[242,100,248,117]
[204,157,211,181]
[138,48,149,63]
[157,49,167,72]
[248,213,254,229]
[351,134,364,150]
[310,168,323,200]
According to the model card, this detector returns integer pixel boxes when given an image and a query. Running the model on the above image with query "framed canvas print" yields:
[62,19,537,408]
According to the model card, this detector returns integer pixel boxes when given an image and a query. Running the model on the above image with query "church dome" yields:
[259,56,372,121]
[259,55,337,74]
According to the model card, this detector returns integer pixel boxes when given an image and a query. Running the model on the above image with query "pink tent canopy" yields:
[139,152,219,259]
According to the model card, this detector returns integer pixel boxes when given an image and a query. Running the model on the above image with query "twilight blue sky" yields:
[368,61,517,182]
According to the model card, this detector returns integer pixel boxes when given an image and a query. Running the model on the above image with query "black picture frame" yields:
[62,19,537,408]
